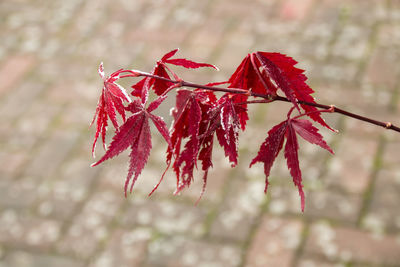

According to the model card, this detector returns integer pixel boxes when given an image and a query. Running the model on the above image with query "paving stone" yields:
[56,188,124,259]
[0,250,84,267]
[304,221,400,266]
[306,190,362,223]
[245,216,303,267]
[147,236,241,267]
[0,210,60,250]
[35,156,98,220]
[363,169,400,233]
[0,180,39,210]
[279,0,314,21]
[120,198,207,237]
[377,23,400,48]
[0,54,35,96]
[331,25,370,61]
[0,81,45,124]
[324,136,378,194]
[210,177,266,241]
[310,60,359,84]
[21,130,79,181]
[297,256,346,267]
[89,228,151,267]
[382,141,400,166]
[187,20,228,60]
[0,150,27,179]
[365,47,400,89]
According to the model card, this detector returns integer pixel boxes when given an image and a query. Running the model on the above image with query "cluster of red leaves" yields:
[90,49,333,211]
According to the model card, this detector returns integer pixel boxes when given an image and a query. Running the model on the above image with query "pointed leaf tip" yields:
[161,48,179,61]
[98,62,105,79]
[166,58,219,70]
[291,119,334,154]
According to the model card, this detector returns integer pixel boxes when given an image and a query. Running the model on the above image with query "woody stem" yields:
[122,70,400,133]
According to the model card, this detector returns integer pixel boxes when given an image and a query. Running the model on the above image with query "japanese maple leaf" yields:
[256,52,333,130]
[167,89,203,193]
[91,94,171,196]
[250,117,333,211]
[228,54,274,95]
[195,92,219,200]
[193,94,243,170]
[228,52,333,131]
[132,49,218,96]
[215,95,241,167]
[196,133,214,202]
[90,62,131,157]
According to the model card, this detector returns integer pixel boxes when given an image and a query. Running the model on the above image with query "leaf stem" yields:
[121,70,400,133]
[273,95,400,132]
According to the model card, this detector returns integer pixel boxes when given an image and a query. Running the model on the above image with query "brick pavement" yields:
[0,0,399,266]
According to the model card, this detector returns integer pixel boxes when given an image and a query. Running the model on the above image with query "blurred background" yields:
[0,0,400,266]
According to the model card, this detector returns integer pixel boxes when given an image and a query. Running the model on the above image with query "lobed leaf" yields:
[284,123,305,212]
[92,93,173,196]
[250,121,286,193]
[291,118,334,154]
[250,117,333,211]
[91,63,132,157]
[165,58,218,70]
[256,52,333,130]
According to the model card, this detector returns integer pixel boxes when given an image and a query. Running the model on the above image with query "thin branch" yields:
[273,95,400,132]
[120,70,400,133]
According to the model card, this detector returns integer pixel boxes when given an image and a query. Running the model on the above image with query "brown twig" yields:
[121,70,400,133]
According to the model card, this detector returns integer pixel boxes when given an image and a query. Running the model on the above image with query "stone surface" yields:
[0,251,84,267]
[0,0,399,266]
[146,236,241,267]
[245,216,303,267]
[304,221,400,266]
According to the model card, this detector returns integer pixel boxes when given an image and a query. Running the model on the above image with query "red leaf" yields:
[165,58,218,70]
[256,52,333,130]
[165,89,219,195]
[133,49,218,97]
[125,115,152,195]
[153,64,174,95]
[91,94,108,153]
[255,52,299,110]
[171,89,193,121]
[250,116,332,211]
[197,133,214,203]
[147,95,167,113]
[131,65,172,97]
[91,63,131,157]
[195,92,219,201]
[149,113,171,148]
[227,54,273,95]
[232,94,249,130]
[131,77,148,97]
[92,111,145,168]
[161,48,179,61]
[205,81,229,86]
[194,94,242,168]
[92,95,172,196]
[284,122,305,212]
[250,121,287,193]
[126,98,144,114]
[215,96,241,166]
[291,118,334,154]
[169,91,202,193]
[105,81,131,102]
